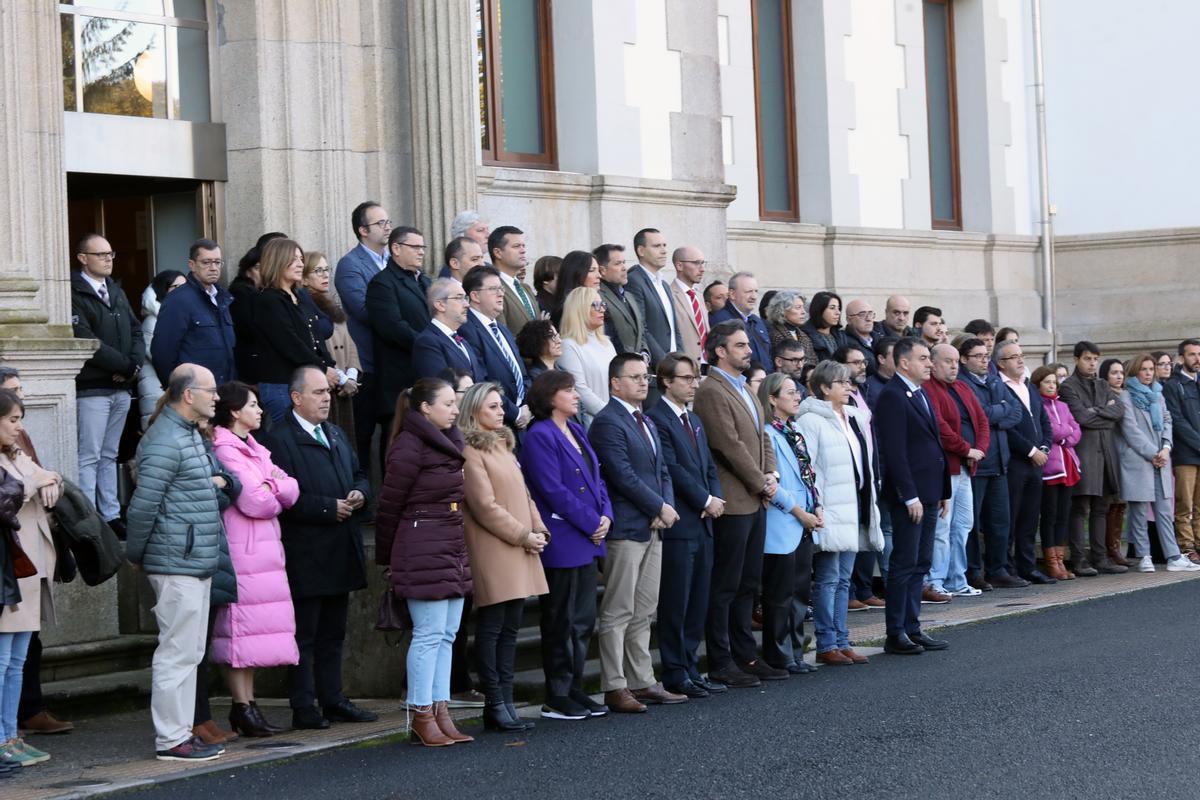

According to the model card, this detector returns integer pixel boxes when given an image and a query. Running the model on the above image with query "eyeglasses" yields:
[677,259,707,267]
[999,354,1025,362]
[397,242,426,251]
[848,311,875,320]
[191,386,218,394]
[591,301,608,311]
[832,379,853,386]
[195,258,224,268]
[672,374,699,384]
[84,251,116,260]
[446,294,467,302]
[476,285,504,295]
[965,352,989,360]
[311,267,331,276]
[367,219,393,229]
[619,374,650,383]
[777,356,805,365]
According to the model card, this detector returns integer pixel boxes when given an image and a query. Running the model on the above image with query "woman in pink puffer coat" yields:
[211,382,300,737]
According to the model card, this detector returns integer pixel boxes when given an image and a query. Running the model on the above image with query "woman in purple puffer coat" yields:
[1033,366,1082,580]
[211,382,301,737]
[375,377,473,748]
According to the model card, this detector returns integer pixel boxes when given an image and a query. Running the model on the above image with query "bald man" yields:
[843,299,878,375]
[875,295,916,340]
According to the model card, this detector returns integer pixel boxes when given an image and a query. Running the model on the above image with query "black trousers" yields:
[450,594,476,694]
[886,501,937,637]
[973,473,1013,579]
[1069,493,1110,566]
[657,534,713,686]
[705,509,766,671]
[761,534,812,669]
[193,608,218,726]
[850,550,876,601]
[474,598,524,705]
[17,631,43,722]
[288,593,350,710]
[539,562,598,699]
[1008,458,1046,576]
[353,373,382,473]
[1040,482,1072,547]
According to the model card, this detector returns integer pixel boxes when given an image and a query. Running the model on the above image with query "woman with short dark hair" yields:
[516,319,563,380]
[532,255,562,314]
[801,291,846,363]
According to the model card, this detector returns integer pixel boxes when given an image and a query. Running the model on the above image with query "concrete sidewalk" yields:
[4,568,1197,800]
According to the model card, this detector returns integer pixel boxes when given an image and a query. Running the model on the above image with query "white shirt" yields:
[80,271,107,298]
[292,411,326,444]
[634,264,677,348]
[612,396,655,454]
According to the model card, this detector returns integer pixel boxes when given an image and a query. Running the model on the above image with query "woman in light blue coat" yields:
[794,361,883,666]
[759,373,823,675]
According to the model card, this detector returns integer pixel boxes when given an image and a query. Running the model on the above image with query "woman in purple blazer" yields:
[519,370,612,722]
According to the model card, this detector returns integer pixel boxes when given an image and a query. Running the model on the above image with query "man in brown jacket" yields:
[693,320,782,688]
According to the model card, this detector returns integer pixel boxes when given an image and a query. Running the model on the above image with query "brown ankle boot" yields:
[409,705,455,747]
[1107,505,1130,566]
[1044,547,1069,581]
[1056,547,1075,579]
[433,700,474,743]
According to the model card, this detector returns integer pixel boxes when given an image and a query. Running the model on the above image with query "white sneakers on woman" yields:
[1166,555,1200,572]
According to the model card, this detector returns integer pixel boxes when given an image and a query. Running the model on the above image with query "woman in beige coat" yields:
[0,388,62,767]
[304,251,361,434]
[459,382,549,734]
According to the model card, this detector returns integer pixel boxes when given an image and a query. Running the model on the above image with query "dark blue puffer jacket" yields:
[958,370,1023,477]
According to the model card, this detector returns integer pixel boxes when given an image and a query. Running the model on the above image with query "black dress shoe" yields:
[738,659,789,681]
[909,631,949,650]
[664,680,709,699]
[884,633,924,655]
[989,573,1031,588]
[483,704,527,732]
[708,666,761,688]
[323,701,379,723]
[787,661,817,675]
[1021,570,1057,585]
[692,676,727,694]
[291,707,331,730]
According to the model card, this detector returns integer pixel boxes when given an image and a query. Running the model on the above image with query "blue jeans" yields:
[0,631,33,741]
[406,597,464,707]
[812,551,856,653]
[258,382,292,423]
[77,390,131,521]
[928,472,974,592]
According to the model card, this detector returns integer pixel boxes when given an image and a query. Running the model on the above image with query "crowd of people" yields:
[0,203,1197,773]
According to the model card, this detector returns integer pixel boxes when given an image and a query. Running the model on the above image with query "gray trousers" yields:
[1127,470,1182,561]
[77,391,131,521]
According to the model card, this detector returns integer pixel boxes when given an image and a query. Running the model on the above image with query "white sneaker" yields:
[1166,556,1200,572]
[952,585,982,597]
[1137,556,1155,573]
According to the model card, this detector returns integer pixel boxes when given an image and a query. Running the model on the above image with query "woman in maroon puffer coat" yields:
[375,377,473,747]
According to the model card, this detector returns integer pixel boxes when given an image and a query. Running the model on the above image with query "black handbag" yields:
[375,585,412,634]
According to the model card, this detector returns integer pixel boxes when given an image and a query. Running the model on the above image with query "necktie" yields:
[680,410,698,451]
[490,322,524,403]
[97,284,110,307]
[633,410,656,454]
[913,387,932,420]
[313,424,329,448]
[512,280,535,319]
[686,288,706,347]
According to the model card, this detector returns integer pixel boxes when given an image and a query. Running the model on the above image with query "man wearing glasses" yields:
[71,232,144,539]
[773,340,808,397]
[152,238,236,388]
[843,299,878,375]
[668,246,708,363]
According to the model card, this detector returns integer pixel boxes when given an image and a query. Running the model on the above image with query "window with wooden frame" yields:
[923,0,962,230]
[477,0,557,168]
[750,0,799,221]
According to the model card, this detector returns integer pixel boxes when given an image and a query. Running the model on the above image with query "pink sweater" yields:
[211,426,301,668]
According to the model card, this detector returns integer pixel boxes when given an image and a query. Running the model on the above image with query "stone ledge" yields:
[727,221,1040,252]
[478,167,737,208]
[1055,226,1200,251]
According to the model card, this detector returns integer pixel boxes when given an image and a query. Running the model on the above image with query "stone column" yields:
[405,0,479,250]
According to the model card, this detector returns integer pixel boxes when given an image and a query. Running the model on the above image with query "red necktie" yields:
[680,410,698,451]
[633,410,656,453]
[686,288,706,349]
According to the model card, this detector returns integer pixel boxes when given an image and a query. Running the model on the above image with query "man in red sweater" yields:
[923,344,990,600]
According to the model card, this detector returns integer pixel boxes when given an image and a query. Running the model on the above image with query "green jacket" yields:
[125,405,222,578]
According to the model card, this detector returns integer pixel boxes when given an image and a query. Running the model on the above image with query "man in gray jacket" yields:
[126,363,225,762]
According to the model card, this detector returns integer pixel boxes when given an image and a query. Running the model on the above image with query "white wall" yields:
[1041,0,1200,234]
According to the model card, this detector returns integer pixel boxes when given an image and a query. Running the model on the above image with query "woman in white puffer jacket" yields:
[794,360,883,667]
[137,270,186,430]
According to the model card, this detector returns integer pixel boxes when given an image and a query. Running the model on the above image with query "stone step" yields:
[42,635,158,683]
[40,667,153,718]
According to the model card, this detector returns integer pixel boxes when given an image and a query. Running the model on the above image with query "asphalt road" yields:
[125,581,1200,800]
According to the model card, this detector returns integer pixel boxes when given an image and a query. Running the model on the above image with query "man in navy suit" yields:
[589,353,684,713]
[334,201,392,467]
[459,265,532,429]
[709,271,772,369]
[647,353,727,699]
[875,338,951,655]
[412,278,486,383]
[364,226,431,432]
[625,228,680,370]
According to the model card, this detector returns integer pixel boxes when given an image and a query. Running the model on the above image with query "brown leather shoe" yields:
[192,721,224,746]
[863,596,886,608]
[1189,551,1200,565]
[839,648,869,664]
[847,598,869,611]
[409,706,455,746]
[816,649,855,666]
[603,688,647,713]
[921,585,952,604]
[632,682,688,705]
[20,711,73,735]
[433,701,474,743]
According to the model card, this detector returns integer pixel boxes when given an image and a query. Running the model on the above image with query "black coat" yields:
[260,412,371,599]
[71,272,144,394]
[0,467,25,608]
[252,287,335,384]
[365,262,431,419]
[646,398,722,541]
[229,277,260,384]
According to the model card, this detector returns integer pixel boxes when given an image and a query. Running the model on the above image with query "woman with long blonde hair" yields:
[556,287,616,428]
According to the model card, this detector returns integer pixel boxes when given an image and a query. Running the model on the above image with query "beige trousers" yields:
[598,536,662,692]
[147,574,211,751]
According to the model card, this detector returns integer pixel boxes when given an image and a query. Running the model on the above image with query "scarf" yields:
[1125,378,1164,432]
[771,417,820,511]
